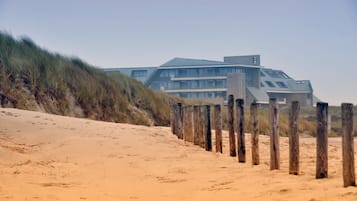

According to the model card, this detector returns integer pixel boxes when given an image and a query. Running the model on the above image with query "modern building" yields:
[103,55,314,106]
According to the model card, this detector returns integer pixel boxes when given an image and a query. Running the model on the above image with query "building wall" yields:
[224,55,260,66]
[267,92,310,106]
[227,73,245,101]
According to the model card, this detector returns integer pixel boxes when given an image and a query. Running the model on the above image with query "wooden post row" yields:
[316,102,328,179]
[228,95,237,157]
[341,103,355,187]
[183,106,194,143]
[236,99,246,163]
[204,105,212,151]
[270,98,280,170]
[214,104,223,153]
[250,102,259,165]
[289,101,300,175]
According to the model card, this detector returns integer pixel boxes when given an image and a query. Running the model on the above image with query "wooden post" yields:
[341,103,355,187]
[236,99,246,163]
[193,105,200,145]
[204,105,212,151]
[214,104,223,153]
[183,106,194,143]
[172,104,178,135]
[228,94,236,157]
[170,104,175,134]
[289,101,300,175]
[176,103,183,140]
[199,105,205,148]
[250,102,259,165]
[316,102,328,179]
[270,98,280,170]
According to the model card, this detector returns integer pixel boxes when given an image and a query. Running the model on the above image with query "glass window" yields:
[216,80,224,88]
[276,81,288,88]
[160,70,169,77]
[207,80,215,88]
[265,81,275,88]
[131,70,147,77]
[263,70,290,79]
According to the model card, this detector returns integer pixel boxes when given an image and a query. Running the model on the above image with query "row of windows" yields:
[170,91,227,99]
[262,70,290,79]
[261,81,288,88]
[159,67,245,78]
[150,80,227,90]
[131,70,147,77]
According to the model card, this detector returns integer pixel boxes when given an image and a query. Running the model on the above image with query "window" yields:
[260,71,266,77]
[131,70,147,77]
[265,81,275,88]
[296,80,305,84]
[160,71,169,77]
[276,81,288,88]
[263,70,290,79]
[178,69,187,76]
[216,80,224,88]
[207,80,215,88]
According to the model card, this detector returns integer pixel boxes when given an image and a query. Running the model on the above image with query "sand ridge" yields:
[0,108,356,201]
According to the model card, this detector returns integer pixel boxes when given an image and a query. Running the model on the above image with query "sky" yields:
[0,0,356,105]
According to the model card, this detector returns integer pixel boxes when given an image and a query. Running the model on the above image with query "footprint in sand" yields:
[37,182,75,188]
[10,160,32,168]
[203,181,234,191]
[156,176,186,183]
[279,188,290,193]
[341,191,357,197]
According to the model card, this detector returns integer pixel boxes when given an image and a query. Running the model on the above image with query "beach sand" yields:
[0,108,356,201]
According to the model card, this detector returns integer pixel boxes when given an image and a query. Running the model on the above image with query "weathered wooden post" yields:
[204,105,212,151]
[341,103,355,187]
[270,98,280,170]
[236,99,246,163]
[316,102,328,179]
[183,106,194,143]
[214,104,223,153]
[170,104,175,134]
[199,105,206,148]
[193,105,200,145]
[289,101,300,175]
[250,102,259,165]
[172,103,178,135]
[228,94,236,157]
[176,103,183,140]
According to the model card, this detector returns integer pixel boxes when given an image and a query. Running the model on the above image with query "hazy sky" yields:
[0,0,356,105]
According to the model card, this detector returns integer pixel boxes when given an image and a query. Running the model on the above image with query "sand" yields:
[0,108,356,201]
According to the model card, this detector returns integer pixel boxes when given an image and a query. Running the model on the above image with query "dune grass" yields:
[0,32,180,126]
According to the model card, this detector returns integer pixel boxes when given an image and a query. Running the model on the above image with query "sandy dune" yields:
[0,108,356,201]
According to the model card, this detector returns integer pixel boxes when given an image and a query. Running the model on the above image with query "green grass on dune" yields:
[0,32,180,126]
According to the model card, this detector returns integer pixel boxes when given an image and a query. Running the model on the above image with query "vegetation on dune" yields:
[0,32,180,126]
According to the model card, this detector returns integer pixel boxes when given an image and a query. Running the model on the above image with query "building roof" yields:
[160,57,227,67]
[259,68,312,93]
[247,87,269,103]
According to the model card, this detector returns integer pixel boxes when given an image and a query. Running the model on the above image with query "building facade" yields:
[103,55,314,106]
